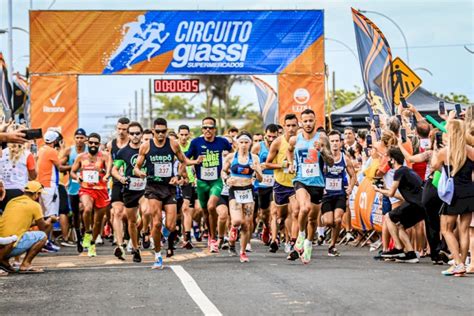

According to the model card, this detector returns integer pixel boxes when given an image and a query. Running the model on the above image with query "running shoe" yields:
[381,248,405,258]
[442,265,456,276]
[287,250,300,261]
[294,235,305,253]
[132,249,142,263]
[88,244,96,257]
[466,265,474,274]
[43,240,59,253]
[221,238,230,250]
[240,252,249,263]
[246,243,252,253]
[228,246,237,257]
[395,251,419,263]
[209,240,219,253]
[181,240,194,250]
[103,224,112,239]
[452,264,467,276]
[301,243,313,264]
[229,226,238,243]
[114,246,125,261]
[166,248,174,258]
[126,240,133,253]
[141,232,151,249]
[261,226,270,245]
[152,256,163,270]
[269,240,279,253]
[284,242,292,254]
[202,229,209,240]
[431,254,444,265]
[316,235,325,246]
[369,239,382,252]
[328,246,341,257]
[82,233,92,249]
[95,235,104,245]
[77,240,84,253]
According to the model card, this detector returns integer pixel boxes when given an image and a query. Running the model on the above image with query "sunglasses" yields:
[154,129,167,134]
[88,141,100,146]
[129,132,142,136]
[202,126,215,130]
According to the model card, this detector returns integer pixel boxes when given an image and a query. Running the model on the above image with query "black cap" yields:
[74,128,87,136]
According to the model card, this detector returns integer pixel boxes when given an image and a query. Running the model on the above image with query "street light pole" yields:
[359,9,410,64]
[325,37,359,61]
[7,0,13,118]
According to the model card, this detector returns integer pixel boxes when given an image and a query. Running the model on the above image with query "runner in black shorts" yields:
[134,118,201,270]
[112,122,145,263]
[321,130,356,257]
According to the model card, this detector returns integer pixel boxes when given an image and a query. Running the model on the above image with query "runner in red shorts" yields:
[71,133,111,257]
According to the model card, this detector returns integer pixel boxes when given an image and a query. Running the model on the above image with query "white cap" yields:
[44,131,59,144]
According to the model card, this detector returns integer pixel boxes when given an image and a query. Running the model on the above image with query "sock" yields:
[304,239,312,248]
[185,231,191,242]
[168,231,176,250]
[298,231,305,238]
[155,251,162,260]
[317,227,325,237]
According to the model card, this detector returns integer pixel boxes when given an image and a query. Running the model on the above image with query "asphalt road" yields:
[1,241,472,315]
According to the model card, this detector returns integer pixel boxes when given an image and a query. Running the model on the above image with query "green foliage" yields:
[240,111,264,135]
[152,95,199,119]
[329,86,364,110]
[433,92,470,105]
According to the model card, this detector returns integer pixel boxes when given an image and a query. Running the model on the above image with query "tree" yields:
[152,95,198,119]
[329,86,364,111]
[240,111,263,135]
[433,92,471,105]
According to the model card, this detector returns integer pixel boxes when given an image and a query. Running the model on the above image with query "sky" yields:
[0,0,473,135]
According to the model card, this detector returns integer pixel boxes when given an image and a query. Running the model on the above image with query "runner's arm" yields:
[106,141,113,177]
[133,142,149,178]
[251,142,261,155]
[220,154,232,182]
[252,154,263,182]
[264,137,282,170]
[70,156,82,182]
[111,160,127,184]
[345,156,357,195]
[374,179,399,198]
[59,147,72,172]
[103,152,111,181]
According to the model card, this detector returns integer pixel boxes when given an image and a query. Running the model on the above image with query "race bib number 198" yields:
[234,189,253,204]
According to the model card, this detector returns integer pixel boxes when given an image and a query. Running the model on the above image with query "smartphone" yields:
[400,128,407,143]
[375,127,381,141]
[400,97,408,108]
[438,101,446,115]
[373,114,380,128]
[396,114,402,124]
[366,134,373,148]
[435,131,443,148]
[23,128,43,140]
[410,116,417,130]
[455,103,462,118]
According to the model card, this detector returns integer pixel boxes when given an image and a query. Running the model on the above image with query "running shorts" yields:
[196,179,223,210]
[258,187,273,210]
[144,182,176,205]
[321,194,347,214]
[294,181,324,205]
[79,187,110,209]
[272,182,295,206]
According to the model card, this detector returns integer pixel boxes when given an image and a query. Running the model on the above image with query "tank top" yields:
[448,158,474,198]
[0,148,31,190]
[230,152,254,179]
[111,139,128,184]
[254,141,274,189]
[324,152,348,196]
[412,147,427,181]
[144,138,175,184]
[274,136,294,187]
[293,133,325,187]
[180,141,196,184]
[80,152,107,190]
[68,145,87,195]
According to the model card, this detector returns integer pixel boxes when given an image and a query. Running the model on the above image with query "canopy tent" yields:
[330,87,457,130]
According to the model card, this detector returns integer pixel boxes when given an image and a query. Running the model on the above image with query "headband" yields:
[237,135,252,142]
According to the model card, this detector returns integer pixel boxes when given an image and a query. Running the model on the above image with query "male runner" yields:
[265,114,299,254]
[134,118,199,269]
[185,117,232,253]
[107,117,130,252]
[252,124,279,245]
[111,122,145,262]
[287,109,334,264]
[321,130,356,257]
[71,133,111,257]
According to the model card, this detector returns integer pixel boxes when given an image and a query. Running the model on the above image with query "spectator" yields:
[0,181,51,274]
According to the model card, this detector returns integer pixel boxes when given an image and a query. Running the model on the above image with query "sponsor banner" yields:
[30,10,323,75]
[350,177,383,232]
[250,76,278,126]
[30,75,78,145]
[277,74,325,127]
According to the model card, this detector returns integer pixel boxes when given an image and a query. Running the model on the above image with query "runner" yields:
[287,109,334,264]
[111,122,145,263]
[321,130,356,257]
[134,118,199,269]
[185,117,232,253]
[71,133,111,257]
[251,124,279,245]
[107,117,130,257]
[222,131,263,262]
[177,125,199,250]
[60,128,88,253]
[265,114,299,254]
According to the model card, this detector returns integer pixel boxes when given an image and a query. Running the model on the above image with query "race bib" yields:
[83,170,99,184]
[129,177,146,191]
[201,167,218,181]
[301,163,320,177]
[325,178,342,191]
[234,189,253,204]
[221,184,229,196]
[154,163,172,178]
[261,174,275,187]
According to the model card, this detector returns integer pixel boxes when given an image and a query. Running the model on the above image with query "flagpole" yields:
[7,0,13,119]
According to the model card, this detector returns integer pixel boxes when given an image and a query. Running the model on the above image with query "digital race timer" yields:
[154,79,200,93]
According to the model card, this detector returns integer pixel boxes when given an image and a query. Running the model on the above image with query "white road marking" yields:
[170,265,222,316]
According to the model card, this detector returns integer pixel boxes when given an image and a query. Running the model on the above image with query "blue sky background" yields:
[0,0,472,135]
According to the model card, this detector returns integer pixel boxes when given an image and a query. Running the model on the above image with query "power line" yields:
[326,43,473,53]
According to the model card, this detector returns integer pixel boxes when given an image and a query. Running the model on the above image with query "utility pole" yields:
[134,90,138,121]
[128,102,132,118]
[148,79,153,128]
[140,88,144,125]
[332,71,336,111]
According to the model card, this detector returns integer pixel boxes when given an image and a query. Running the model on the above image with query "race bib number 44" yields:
[234,189,253,204]
[129,177,146,191]
[301,163,320,178]
[201,167,218,181]
[83,170,99,184]
[154,163,172,178]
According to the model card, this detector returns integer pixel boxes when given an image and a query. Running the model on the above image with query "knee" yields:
[334,217,342,226]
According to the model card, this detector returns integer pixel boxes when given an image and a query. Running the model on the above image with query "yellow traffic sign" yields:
[392,57,422,105]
